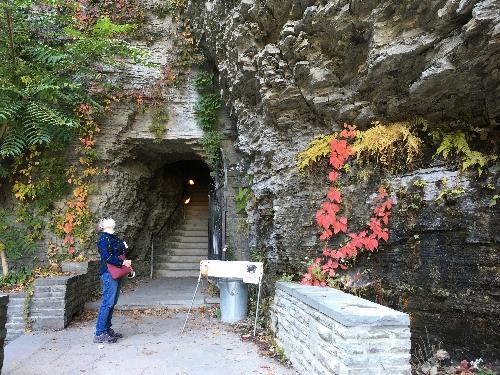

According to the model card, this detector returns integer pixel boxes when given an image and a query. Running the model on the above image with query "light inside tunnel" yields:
[184,197,191,204]
[188,179,195,185]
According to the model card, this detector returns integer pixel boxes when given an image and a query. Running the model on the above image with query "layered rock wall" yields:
[185,0,499,360]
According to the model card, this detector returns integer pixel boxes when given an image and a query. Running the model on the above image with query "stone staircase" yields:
[155,187,209,278]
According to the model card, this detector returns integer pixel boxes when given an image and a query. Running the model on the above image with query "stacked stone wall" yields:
[0,295,8,373]
[5,261,100,339]
[271,282,411,375]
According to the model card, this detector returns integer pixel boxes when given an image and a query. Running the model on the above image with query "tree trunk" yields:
[0,243,9,277]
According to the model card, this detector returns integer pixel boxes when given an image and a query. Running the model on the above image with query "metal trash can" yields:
[217,278,248,323]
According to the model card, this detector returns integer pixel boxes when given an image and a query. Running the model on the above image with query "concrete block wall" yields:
[0,295,8,373]
[271,282,411,375]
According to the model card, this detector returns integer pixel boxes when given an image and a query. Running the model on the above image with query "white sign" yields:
[200,260,263,284]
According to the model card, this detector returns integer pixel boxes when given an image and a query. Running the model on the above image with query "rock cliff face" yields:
[185,0,499,361]
[85,5,206,262]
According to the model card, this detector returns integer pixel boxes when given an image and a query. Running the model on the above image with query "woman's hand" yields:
[123,259,132,268]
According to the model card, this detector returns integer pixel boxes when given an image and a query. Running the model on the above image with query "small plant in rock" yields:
[431,129,497,176]
[489,195,498,207]
[194,70,214,90]
[278,273,294,282]
[234,187,253,214]
[149,106,169,142]
[352,120,424,172]
[435,178,466,203]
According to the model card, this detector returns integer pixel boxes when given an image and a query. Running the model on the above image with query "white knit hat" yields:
[99,218,116,234]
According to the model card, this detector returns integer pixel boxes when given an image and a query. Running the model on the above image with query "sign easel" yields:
[182,260,264,336]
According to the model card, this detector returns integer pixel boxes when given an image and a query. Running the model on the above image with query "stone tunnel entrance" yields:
[152,159,211,278]
[96,148,216,279]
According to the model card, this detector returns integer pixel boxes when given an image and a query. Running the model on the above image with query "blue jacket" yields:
[97,232,126,275]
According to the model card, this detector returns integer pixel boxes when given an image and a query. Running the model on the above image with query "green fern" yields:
[29,46,67,66]
[433,130,497,176]
[0,4,146,162]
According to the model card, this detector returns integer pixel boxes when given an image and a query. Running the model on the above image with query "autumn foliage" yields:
[301,125,394,287]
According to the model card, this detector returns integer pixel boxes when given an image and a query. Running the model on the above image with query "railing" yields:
[208,150,226,260]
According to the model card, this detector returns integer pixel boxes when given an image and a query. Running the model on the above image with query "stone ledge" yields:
[272,282,411,375]
[276,282,409,327]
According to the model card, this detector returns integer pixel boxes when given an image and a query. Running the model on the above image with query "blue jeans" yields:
[95,272,121,335]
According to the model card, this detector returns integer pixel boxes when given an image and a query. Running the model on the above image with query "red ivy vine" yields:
[301,125,394,286]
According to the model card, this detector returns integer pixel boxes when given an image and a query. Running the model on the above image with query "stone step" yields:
[168,235,208,243]
[180,212,208,216]
[155,262,202,271]
[157,248,208,256]
[178,223,209,228]
[171,230,207,237]
[177,225,208,231]
[156,254,206,263]
[179,216,209,221]
[155,269,200,278]
[6,317,25,324]
[6,300,25,307]
[28,308,64,316]
[166,242,208,250]
[29,291,65,299]
[31,298,66,309]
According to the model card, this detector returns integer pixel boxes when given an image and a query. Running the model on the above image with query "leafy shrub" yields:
[0,1,144,159]
[0,267,32,288]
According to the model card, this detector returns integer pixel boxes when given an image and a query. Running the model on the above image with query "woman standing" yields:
[94,218,131,344]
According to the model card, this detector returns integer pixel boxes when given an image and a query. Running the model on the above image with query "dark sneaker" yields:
[93,332,117,344]
[108,328,123,339]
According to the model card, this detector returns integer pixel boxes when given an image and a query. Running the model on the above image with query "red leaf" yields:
[322,201,340,215]
[332,217,347,234]
[63,222,73,234]
[329,155,344,169]
[364,237,379,251]
[327,188,342,203]
[385,199,393,210]
[316,210,331,229]
[320,229,332,240]
[378,185,388,195]
[328,171,339,182]
[63,235,74,245]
